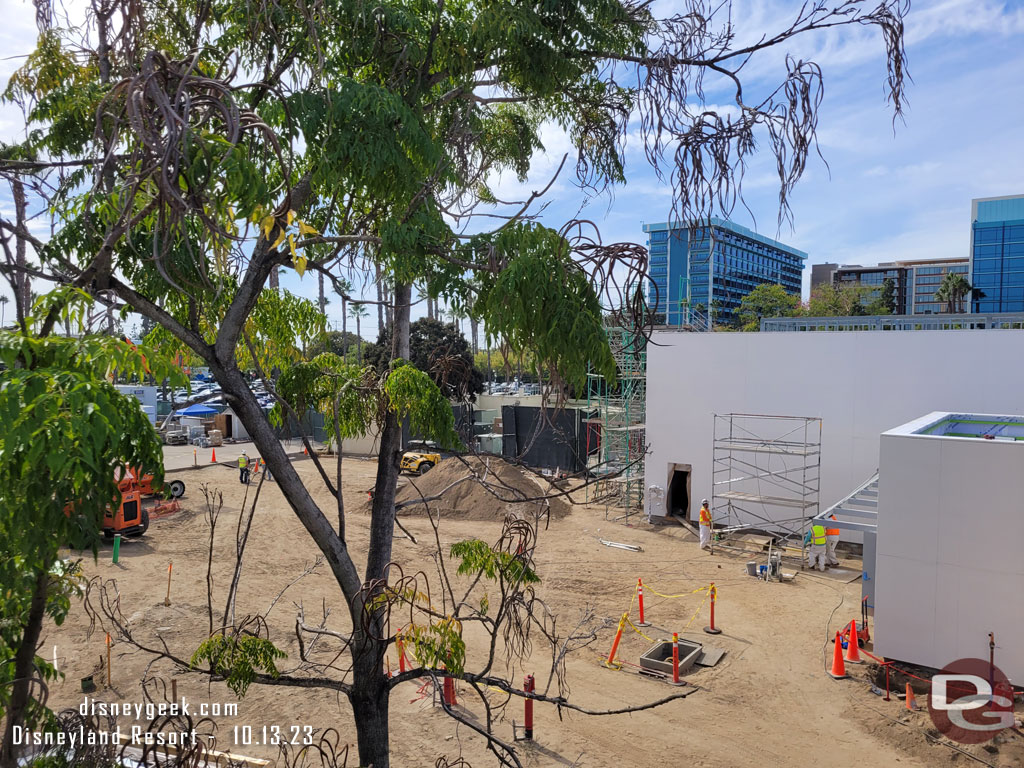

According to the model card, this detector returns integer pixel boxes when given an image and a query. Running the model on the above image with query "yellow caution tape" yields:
[624,616,656,643]
[643,584,712,599]
[681,590,712,633]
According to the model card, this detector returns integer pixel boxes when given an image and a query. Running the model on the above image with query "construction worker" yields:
[698,499,712,550]
[238,452,250,485]
[825,515,841,567]
[806,523,827,571]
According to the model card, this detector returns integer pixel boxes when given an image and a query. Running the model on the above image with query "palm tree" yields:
[349,302,369,363]
[936,272,972,314]
[334,277,353,344]
[0,295,8,327]
[318,271,327,316]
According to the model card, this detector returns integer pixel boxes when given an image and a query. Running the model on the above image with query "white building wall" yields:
[645,330,1024,521]
[873,415,1024,682]
[116,385,158,424]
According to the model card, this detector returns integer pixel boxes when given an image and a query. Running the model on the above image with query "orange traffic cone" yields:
[828,631,848,679]
[905,683,918,710]
[844,620,863,664]
[304,445,308,456]
[211,448,217,463]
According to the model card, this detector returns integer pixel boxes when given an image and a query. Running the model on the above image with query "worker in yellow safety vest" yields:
[699,499,712,551]
[825,515,841,567]
[807,523,827,571]
[238,452,250,485]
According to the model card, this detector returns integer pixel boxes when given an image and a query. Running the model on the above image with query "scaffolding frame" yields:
[711,414,822,561]
[585,323,646,519]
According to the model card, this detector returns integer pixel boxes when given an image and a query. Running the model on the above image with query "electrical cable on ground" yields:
[802,570,1002,768]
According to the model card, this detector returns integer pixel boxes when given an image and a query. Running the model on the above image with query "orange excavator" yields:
[65,485,149,539]
[99,469,185,538]
[117,467,185,499]
[102,487,148,538]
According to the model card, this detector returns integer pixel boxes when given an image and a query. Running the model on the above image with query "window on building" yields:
[975,227,1002,244]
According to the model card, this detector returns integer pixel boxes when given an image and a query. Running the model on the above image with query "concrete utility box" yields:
[873,412,1024,683]
[639,639,703,676]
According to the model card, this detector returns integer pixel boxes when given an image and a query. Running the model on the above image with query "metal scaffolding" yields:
[585,323,646,517]
[711,414,822,558]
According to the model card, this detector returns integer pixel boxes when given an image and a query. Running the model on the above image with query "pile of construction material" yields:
[395,456,571,521]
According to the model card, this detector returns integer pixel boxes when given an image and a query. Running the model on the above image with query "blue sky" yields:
[2,0,1023,338]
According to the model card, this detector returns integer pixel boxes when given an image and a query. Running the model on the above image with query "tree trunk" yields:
[1,569,50,768]
[375,263,384,337]
[350,653,391,768]
[342,298,348,351]
[356,314,362,363]
[350,282,411,767]
[12,179,30,328]
[318,271,326,316]
[470,316,479,355]
[269,268,279,290]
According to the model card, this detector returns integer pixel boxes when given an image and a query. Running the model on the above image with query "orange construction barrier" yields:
[211,448,217,463]
[905,683,918,710]
[603,613,627,669]
[844,619,863,664]
[636,578,650,626]
[828,631,848,679]
[523,674,535,740]
[443,676,456,706]
[704,583,722,635]
[671,632,684,685]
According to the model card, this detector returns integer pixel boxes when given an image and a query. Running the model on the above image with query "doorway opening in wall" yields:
[667,463,691,521]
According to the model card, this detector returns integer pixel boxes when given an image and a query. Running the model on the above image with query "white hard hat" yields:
[702,499,709,506]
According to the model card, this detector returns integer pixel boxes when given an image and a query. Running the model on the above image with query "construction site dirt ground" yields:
[46,456,1022,768]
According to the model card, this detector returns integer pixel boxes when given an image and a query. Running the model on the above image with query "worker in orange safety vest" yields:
[825,515,841,566]
[699,499,712,551]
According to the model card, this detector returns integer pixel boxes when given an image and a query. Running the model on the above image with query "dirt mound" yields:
[395,456,571,521]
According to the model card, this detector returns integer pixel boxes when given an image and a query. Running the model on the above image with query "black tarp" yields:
[500,405,586,472]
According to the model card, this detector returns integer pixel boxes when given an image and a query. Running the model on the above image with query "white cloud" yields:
[907,0,1024,44]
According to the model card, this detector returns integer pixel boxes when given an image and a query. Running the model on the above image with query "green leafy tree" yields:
[864,277,896,315]
[307,330,362,362]
[880,277,897,314]
[368,317,485,401]
[737,284,800,331]
[0,0,907,763]
[0,295,182,764]
[936,272,972,314]
[807,282,874,317]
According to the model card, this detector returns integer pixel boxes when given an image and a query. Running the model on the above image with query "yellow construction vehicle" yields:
[400,442,441,475]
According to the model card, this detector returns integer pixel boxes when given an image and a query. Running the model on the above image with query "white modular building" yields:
[644,329,1024,525]
[873,413,1024,682]
[115,384,158,424]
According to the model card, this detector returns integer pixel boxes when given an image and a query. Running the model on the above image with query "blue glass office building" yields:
[642,219,807,325]
[971,195,1024,313]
